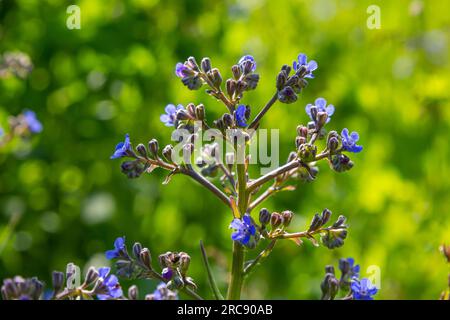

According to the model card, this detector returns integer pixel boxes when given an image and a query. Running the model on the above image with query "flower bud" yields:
[162,144,174,162]
[278,86,297,104]
[162,267,173,280]
[297,125,308,138]
[187,56,199,71]
[309,106,318,121]
[52,271,64,293]
[176,109,191,121]
[282,210,294,227]
[222,113,233,128]
[201,57,212,73]
[259,208,271,225]
[128,285,139,300]
[84,267,99,286]
[139,248,152,269]
[270,212,284,229]
[327,136,339,152]
[316,111,328,128]
[179,252,191,275]
[298,143,317,162]
[321,208,332,225]
[276,71,287,90]
[295,136,306,148]
[186,103,196,118]
[195,104,205,120]
[308,213,323,232]
[132,242,143,259]
[226,79,236,97]
[231,65,241,79]
[325,265,335,274]
[136,143,148,158]
[211,68,222,88]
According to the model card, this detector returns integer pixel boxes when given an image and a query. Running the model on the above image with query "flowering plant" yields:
[1,53,374,301]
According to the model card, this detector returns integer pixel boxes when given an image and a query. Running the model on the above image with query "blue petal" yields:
[243,214,252,226]
[114,237,125,250]
[326,105,335,116]
[230,219,244,230]
[315,98,327,109]
[231,231,243,241]
[242,234,250,245]
[297,54,307,65]
[98,267,110,279]
[105,249,118,260]
[350,131,359,141]
[307,60,318,71]
[341,128,350,140]
[165,104,177,114]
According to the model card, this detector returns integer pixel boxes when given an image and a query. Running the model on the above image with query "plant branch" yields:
[243,239,277,276]
[200,240,224,300]
[247,159,302,193]
[248,92,278,130]
[183,166,231,208]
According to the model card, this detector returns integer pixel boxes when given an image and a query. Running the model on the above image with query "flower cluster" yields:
[320,258,378,300]
[0,109,43,148]
[104,237,199,299]
[0,51,33,79]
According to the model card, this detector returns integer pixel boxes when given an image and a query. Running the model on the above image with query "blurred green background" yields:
[0,0,449,299]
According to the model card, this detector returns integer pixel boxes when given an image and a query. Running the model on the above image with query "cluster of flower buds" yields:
[321,258,377,300]
[226,55,259,102]
[0,51,33,79]
[312,210,348,249]
[259,208,294,232]
[276,54,317,104]
[1,276,43,300]
[158,251,197,291]
[104,237,197,298]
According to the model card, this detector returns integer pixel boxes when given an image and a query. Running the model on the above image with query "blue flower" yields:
[238,55,256,73]
[110,134,132,159]
[0,127,3,137]
[23,110,43,133]
[160,104,184,127]
[96,267,123,300]
[229,214,256,246]
[175,63,189,78]
[344,257,360,277]
[105,237,126,260]
[305,98,334,123]
[235,105,248,127]
[341,128,363,153]
[151,282,178,300]
[293,53,318,78]
[351,277,378,300]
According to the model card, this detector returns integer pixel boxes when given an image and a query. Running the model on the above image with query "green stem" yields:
[227,163,247,299]
[200,240,224,300]
[227,241,245,300]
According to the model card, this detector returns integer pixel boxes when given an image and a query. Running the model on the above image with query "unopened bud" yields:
[270,212,284,229]
[195,104,205,120]
[201,57,212,73]
[259,208,271,225]
[136,143,148,158]
[52,271,64,293]
[282,210,294,226]
[140,248,152,269]
[128,285,139,300]
[162,145,173,162]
